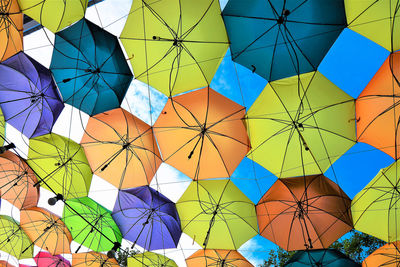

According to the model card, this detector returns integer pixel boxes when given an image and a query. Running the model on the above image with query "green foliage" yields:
[262,248,296,267]
[116,247,138,267]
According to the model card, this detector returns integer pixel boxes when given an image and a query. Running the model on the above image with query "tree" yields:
[115,247,138,267]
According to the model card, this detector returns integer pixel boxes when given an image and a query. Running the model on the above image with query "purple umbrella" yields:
[112,186,182,251]
[0,52,64,138]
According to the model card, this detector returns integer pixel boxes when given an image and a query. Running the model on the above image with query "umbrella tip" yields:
[48,194,64,205]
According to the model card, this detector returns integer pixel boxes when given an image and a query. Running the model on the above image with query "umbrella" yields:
[0,0,23,61]
[120,0,229,96]
[128,252,178,267]
[186,249,253,266]
[63,197,122,253]
[352,160,400,242]
[257,175,353,251]
[285,249,360,267]
[34,252,71,267]
[0,109,4,144]
[72,252,119,267]
[17,0,87,33]
[0,215,33,259]
[153,87,250,180]
[81,107,162,189]
[246,71,356,178]
[20,207,72,255]
[50,18,133,116]
[356,51,400,159]
[0,52,64,138]
[222,0,346,81]
[112,186,181,251]
[27,133,92,200]
[362,241,400,267]
[176,179,258,249]
[0,261,14,267]
[0,151,39,209]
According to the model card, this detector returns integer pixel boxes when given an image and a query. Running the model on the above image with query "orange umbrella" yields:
[186,249,253,267]
[0,261,14,267]
[20,207,72,255]
[0,0,23,61]
[0,151,39,209]
[81,108,162,189]
[153,87,250,180]
[72,252,119,267]
[257,175,353,251]
[357,51,400,159]
[362,241,400,267]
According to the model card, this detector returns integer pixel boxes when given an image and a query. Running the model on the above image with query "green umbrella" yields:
[0,215,33,259]
[176,179,258,249]
[0,108,4,145]
[27,133,92,200]
[128,252,178,267]
[63,197,122,253]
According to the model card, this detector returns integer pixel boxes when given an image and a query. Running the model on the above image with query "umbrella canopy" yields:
[0,215,33,260]
[34,252,71,267]
[0,109,4,144]
[285,249,360,267]
[72,252,119,267]
[356,52,400,159]
[257,175,353,251]
[128,252,178,267]
[27,133,92,200]
[0,52,64,138]
[0,0,23,61]
[352,160,400,242]
[222,0,346,81]
[17,0,87,33]
[50,18,133,116]
[153,87,250,180]
[81,108,162,189]
[0,261,14,267]
[362,241,400,267]
[63,197,122,253]
[186,249,253,267]
[120,0,229,96]
[177,179,258,249]
[20,207,72,255]
[246,71,356,178]
[112,186,181,251]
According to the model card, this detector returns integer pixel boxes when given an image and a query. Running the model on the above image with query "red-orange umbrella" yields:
[72,252,119,267]
[0,260,14,267]
[0,0,23,61]
[186,249,253,266]
[362,241,400,267]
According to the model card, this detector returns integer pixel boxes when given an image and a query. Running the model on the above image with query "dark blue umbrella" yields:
[112,186,181,251]
[0,52,64,138]
[285,249,360,267]
[50,18,133,116]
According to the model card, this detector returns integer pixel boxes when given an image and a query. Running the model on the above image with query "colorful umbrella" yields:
[246,71,356,178]
[0,108,4,144]
[0,261,14,267]
[153,87,250,180]
[0,0,23,61]
[120,0,229,96]
[112,186,181,251]
[285,249,360,267]
[177,179,258,249]
[0,52,64,138]
[27,133,92,200]
[222,0,346,81]
[63,197,122,253]
[128,252,178,267]
[34,252,71,267]
[72,252,119,267]
[50,18,133,116]
[186,249,253,266]
[81,108,162,189]
[257,175,353,251]
[0,215,33,259]
[362,241,400,267]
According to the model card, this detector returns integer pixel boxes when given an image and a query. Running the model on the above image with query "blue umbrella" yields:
[285,249,360,267]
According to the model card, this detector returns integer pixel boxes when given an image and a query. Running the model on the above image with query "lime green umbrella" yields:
[120,0,229,96]
[27,133,92,200]
[63,197,122,253]
[176,179,258,249]
[246,71,356,178]
[128,252,178,267]
[0,215,33,260]
[18,0,88,33]
[352,160,400,242]
[0,108,4,145]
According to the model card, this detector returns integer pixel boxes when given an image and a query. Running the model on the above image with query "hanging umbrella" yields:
[176,179,258,249]
[128,252,178,267]
[352,160,400,242]
[362,241,400,267]
[186,249,253,267]
[72,251,119,267]
[120,0,229,96]
[81,107,162,189]
[257,175,353,251]
[27,133,92,200]
[246,71,356,178]
[34,252,71,267]
[63,197,122,253]
[0,0,23,61]
[285,249,360,267]
[0,261,14,267]
[153,87,250,180]
[112,186,181,251]
[222,0,346,81]
[0,215,33,260]
[356,51,400,159]
[0,52,64,138]
[50,18,133,116]
[17,0,87,33]
[0,151,39,209]
[0,109,4,144]
[20,207,72,255]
